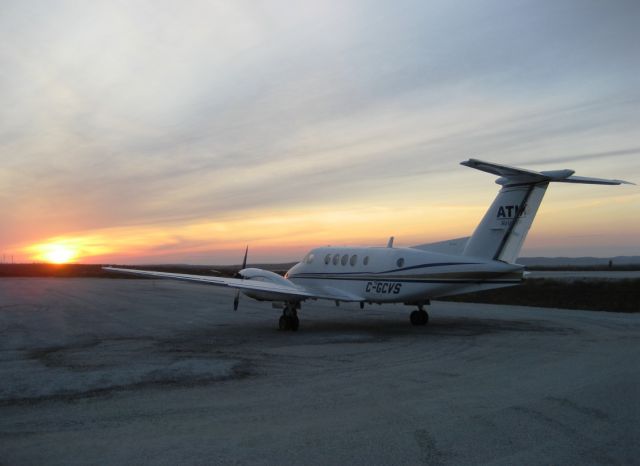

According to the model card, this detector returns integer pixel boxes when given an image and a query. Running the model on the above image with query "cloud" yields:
[522,147,640,167]
[1,0,639,260]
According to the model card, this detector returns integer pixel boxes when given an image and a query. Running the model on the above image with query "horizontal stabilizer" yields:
[461,159,634,186]
[553,175,634,185]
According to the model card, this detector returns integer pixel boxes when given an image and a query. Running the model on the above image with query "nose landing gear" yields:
[278,303,300,331]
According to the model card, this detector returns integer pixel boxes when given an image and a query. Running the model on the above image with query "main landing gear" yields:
[278,303,300,331]
[409,303,429,326]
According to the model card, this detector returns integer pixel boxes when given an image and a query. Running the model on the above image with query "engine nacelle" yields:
[238,268,291,286]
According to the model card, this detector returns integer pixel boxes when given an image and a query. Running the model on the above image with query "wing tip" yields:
[460,158,481,167]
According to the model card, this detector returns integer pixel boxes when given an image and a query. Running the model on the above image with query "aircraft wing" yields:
[102,266,356,301]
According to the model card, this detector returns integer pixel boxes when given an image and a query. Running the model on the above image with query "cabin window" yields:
[396,257,405,268]
[324,254,331,265]
[350,255,357,266]
[332,254,340,265]
[363,256,369,266]
[341,254,349,266]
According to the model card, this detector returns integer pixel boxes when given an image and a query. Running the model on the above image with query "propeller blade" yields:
[233,246,248,310]
[241,245,248,269]
[233,246,249,279]
[233,290,240,311]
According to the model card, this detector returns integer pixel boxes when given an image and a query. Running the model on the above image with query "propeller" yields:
[233,246,248,311]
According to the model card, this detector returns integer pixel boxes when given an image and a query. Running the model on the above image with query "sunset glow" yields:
[33,244,79,264]
[18,204,468,264]
[14,188,639,265]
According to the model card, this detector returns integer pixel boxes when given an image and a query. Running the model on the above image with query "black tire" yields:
[410,310,428,326]
[279,315,288,331]
[290,316,299,331]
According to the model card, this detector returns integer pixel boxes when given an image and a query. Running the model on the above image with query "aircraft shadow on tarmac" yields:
[181,314,576,341]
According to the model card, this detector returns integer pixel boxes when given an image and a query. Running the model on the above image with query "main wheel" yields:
[290,316,299,331]
[279,315,288,331]
[279,315,299,331]
[410,309,428,326]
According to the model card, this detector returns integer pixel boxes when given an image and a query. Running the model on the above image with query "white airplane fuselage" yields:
[241,246,523,303]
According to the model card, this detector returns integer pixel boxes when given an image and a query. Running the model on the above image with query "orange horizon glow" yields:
[15,204,473,264]
[13,190,639,265]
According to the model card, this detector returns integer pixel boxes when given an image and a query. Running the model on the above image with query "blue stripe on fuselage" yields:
[291,262,481,278]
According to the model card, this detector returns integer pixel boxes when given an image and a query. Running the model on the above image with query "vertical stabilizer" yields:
[463,183,548,262]
[460,159,633,263]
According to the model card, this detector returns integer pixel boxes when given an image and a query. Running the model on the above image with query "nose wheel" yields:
[279,304,300,331]
[409,305,429,326]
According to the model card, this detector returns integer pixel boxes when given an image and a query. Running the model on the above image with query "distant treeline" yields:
[524,264,640,271]
[442,278,640,313]
[0,263,109,278]
[517,256,640,270]
[0,263,291,278]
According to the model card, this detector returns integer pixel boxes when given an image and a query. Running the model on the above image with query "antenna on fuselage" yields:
[387,236,394,248]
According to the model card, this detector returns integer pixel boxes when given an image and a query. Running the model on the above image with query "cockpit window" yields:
[350,255,357,266]
[307,253,314,264]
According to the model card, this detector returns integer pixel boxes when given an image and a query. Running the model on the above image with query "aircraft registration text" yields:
[365,282,402,294]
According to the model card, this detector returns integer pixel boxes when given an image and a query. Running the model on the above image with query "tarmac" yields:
[1,278,639,465]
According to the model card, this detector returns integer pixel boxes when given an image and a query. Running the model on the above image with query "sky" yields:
[1,0,639,264]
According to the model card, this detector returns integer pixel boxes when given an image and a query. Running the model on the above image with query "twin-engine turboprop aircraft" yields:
[105,159,632,331]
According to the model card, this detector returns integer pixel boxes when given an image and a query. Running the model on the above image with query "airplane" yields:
[104,159,633,331]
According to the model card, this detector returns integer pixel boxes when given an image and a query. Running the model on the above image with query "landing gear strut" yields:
[278,303,300,331]
[409,303,429,326]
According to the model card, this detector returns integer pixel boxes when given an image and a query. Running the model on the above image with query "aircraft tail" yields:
[461,159,632,263]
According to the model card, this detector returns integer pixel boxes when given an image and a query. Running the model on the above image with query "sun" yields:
[41,244,79,264]
[24,237,101,264]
